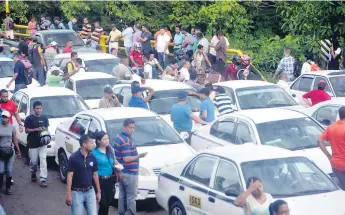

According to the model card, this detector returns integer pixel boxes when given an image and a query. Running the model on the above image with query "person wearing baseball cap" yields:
[302,80,331,107]
[0,110,22,195]
[170,91,207,144]
[44,41,58,69]
[197,88,215,122]
[99,86,121,108]
[128,84,155,109]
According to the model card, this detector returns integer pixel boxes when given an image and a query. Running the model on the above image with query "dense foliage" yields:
[1,0,345,77]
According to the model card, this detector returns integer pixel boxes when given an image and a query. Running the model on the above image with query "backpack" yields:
[293,58,302,77]
[309,61,321,72]
[63,61,74,75]
[39,130,51,146]
[21,59,33,85]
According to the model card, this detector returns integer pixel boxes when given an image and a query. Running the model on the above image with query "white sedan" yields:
[0,57,40,92]
[54,107,195,200]
[11,87,89,157]
[213,80,302,111]
[156,144,345,215]
[63,72,121,109]
[112,79,202,127]
[191,108,332,175]
[301,98,345,127]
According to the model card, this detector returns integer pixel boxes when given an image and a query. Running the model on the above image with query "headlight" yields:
[139,167,150,176]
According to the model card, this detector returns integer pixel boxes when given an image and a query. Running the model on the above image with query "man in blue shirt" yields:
[199,88,215,122]
[171,91,207,144]
[114,119,147,215]
[173,25,184,56]
[128,85,155,109]
[6,53,26,92]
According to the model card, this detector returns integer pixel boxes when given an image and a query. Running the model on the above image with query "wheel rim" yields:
[59,155,67,179]
[172,207,183,215]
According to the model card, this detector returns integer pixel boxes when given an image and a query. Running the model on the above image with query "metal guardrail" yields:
[10,24,265,79]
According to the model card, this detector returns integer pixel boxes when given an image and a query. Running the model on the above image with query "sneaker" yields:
[5,188,12,195]
[40,181,47,188]
[11,179,14,185]
[31,174,37,182]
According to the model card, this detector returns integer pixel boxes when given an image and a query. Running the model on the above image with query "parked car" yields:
[191,108,332,175]
[54,107,195,200]
[156,144,345,215]
[11,87,89,157]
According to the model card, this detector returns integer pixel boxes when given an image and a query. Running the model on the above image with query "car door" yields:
[290,75,314,104]
[114,86,131,105]
[312,105,341,127]
[86,117,102,139]
[17,95,29,146]
[234,120,256,145]
[207,159,244,215]
[65,115,90,157]
[179,154,218,215]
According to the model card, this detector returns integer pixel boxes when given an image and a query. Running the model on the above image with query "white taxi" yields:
[191,108,332,175]
[0,57,40,92]
[54,107,195,200]
[11,87,89,157]
[112,79,202,127]
[63,72,120,109]
[157,144,345,215]
[213,80,301,111]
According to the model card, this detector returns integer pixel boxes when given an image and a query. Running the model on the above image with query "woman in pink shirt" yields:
[28,17,37,35]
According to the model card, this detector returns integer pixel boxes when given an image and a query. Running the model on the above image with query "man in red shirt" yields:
[129,42,143,69]
[302,80,331,107]
[62,40,73,53]
[0,89,24,131]
[319,106,345,190]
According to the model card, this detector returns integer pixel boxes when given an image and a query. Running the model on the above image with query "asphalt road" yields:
[1,154,168,215]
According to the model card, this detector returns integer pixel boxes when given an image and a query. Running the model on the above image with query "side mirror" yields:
[18,112,26,121]
[225,187,242,198]
[179,132,190,141]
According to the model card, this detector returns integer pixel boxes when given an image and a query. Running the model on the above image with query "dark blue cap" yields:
[178,91,187,100]
[131,85,145,93]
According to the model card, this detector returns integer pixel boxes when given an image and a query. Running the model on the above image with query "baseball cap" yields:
[178,91,187,100]
[104,86,113,94]
[318,80,326,90]
[131,81,140,88]
[214,86,225,94]
[50,41,58,46]
[199,87,210,96]
[131,85,146,94]
[1,110,11,118]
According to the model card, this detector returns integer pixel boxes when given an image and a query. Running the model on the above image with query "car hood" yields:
[70,46,96,53]
[295,146,333,175]
[85,99,100,109]
[137,143,195,169]
[281,104,305,111]
[48,117,70,136]
[0,77,40,91]
[283,190,345,215]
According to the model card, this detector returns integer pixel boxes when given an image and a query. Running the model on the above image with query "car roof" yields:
[79,107,158,121]
[18,87,77,97]
[204,144,294,164]
[114,79,194,91]
[38,29,75,34]
[230,108,307,124]
[214,80,275,90]
[55,53,118,61]
[69,72,116,81]
[0,57,13,62]
[303,70,345,77]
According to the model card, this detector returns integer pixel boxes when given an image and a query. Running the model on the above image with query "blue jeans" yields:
[157,52,167,69]
[0,153,15,177]
[14,84,26,92]
[118,173,138,215]
[33,66,45,86]
[71,188,97,215]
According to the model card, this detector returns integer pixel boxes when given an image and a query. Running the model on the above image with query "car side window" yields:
[313,77,331,93]
[60,58,71,69]
[291,77,301,90]
[210,119,237,143]
[69,116,89,136]
[65,80,74,91]
[298,76,314,92]
[12,92,23,107]
[19,96,28,114]
[118,87,131,104]
[235,121,253,144]
[213,160,242,194]
[184,155,217,187]
[313,105,340,126]
[87,118,101,138]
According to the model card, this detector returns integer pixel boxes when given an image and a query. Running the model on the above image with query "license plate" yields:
[189,195,201,208]
[66,142,73,153]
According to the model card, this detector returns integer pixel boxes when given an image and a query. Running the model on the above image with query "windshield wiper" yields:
[292,189,333,196]
[266,103,291,108]
[139,140,177,147]
[291,145,318,151]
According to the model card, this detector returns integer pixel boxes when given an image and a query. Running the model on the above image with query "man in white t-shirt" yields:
[178,61,190,82]
[155,27,170,69]
[276,72,291,95]
[209,35,229,64]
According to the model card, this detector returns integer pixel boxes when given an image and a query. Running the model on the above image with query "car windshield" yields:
[236,86,297,110]
[148,89,201,114]
[106,117,183,147]
[241,157,338,198]
[76,78,118,100]
[31,96,89,118]
[0,61,14,78]
[85,58,120,74]
[256,117,329,151]
[330,76,345,97]
[43,32,85,46]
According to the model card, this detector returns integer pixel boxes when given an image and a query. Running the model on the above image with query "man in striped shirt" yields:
[80,18,92,42]
[114,119,147,215]
[91,21,104,49]
[213,86,234,115]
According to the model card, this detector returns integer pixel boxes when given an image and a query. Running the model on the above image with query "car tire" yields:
[169,201,186,215]
[58,151,68,183]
